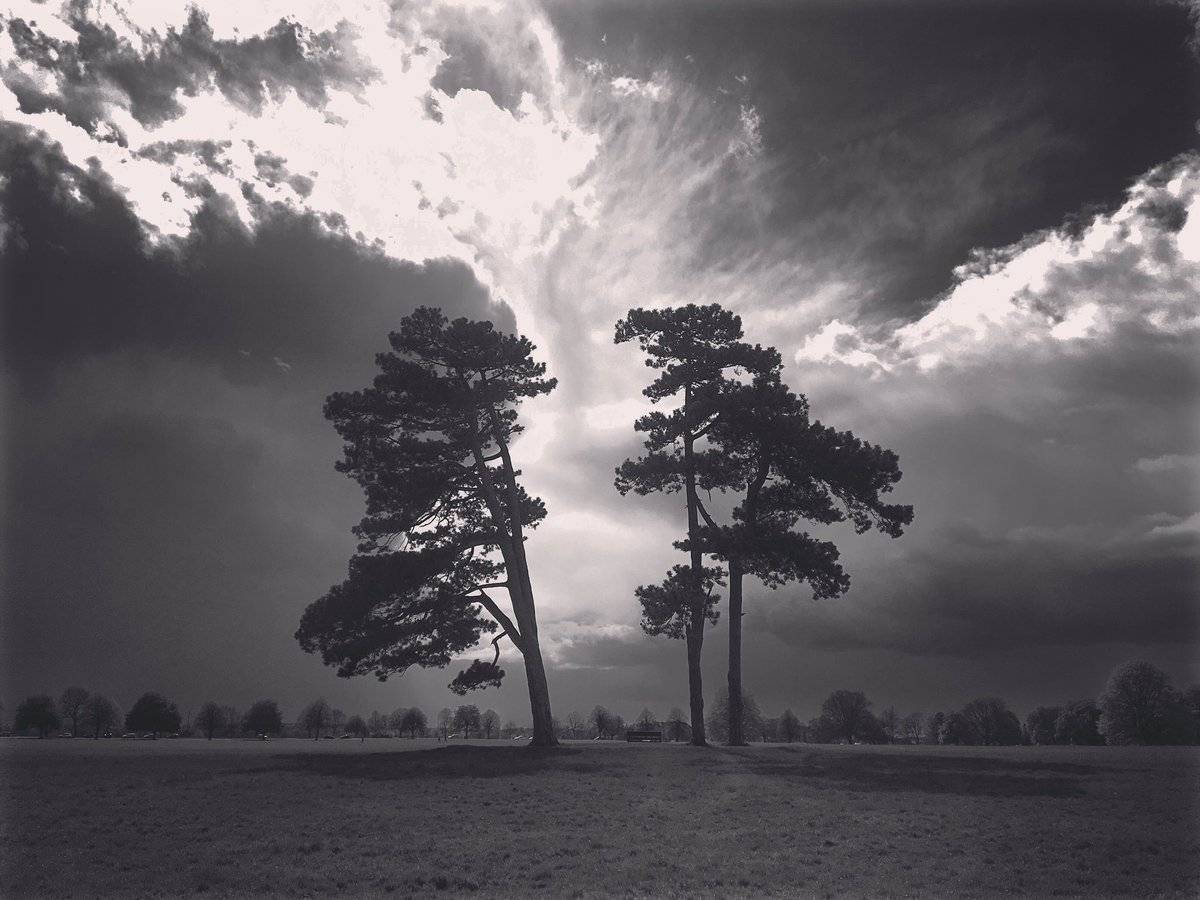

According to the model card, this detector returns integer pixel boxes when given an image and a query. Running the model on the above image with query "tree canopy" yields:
[124,693,181,737]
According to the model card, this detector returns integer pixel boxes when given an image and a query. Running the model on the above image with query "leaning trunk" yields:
[727,558,746,746]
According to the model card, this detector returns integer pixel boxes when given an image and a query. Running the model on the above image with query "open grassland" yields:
[2,738,1197,898]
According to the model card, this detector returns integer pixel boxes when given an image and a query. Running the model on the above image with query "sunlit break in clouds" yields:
[2,0,1198,726]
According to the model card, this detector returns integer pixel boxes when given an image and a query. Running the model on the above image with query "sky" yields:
[2,0,1198,729]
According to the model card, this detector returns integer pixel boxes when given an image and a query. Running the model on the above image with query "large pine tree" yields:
[296,307,559,746]
[614,304,779,745]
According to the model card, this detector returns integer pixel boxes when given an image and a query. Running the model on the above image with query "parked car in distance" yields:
[121,733,137,739]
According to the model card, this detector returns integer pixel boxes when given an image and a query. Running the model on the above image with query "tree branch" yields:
[695,496,720,531]
[473,590,524,653]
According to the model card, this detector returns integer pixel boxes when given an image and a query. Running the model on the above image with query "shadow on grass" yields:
[726,746,1092,797]
[259,745,598,781]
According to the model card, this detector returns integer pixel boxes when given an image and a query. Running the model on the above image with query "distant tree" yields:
[481,709,500,739]
[301,699,330,740]
[758,716,779,742]
[879,706,900,744]
[400,707,427,738]
[60,687,90,736]
[330,708,346,736]
[611,714,626,739]
[779,708,802,743]
[707,689,764,744]
[346,714,368,741]
[244,700,283,737]
[901,712,923,744]
[938,711,976,745]
[1182,687,1200,745]
[590,705,614,739]
[124,693,181,738]
[81,694,118,739]
[959,698,1022,746]
[367,710,389,737]
[502,720,520,738]
[388,707,409,735]
[1099,660,1184,745]
[566,710,584,739]
[634,708,659,731]
[437,707,453,740]
[16,695,60,738]
[295,309,560,746]
[216,706,238,738]
[665,707,689,743]
[1054,700,1103,746]
[453,704,481,738]
[813,690,880,744]
[1025,706,1062,745]
[923,712,945,745]
[196,702,226,740]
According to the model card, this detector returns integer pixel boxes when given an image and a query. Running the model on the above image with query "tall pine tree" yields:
[615,304,779,745]
[296,308,559,746]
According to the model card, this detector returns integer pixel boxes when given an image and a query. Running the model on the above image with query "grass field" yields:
[2,738,1197,898]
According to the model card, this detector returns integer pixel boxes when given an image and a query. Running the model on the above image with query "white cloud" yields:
[797,154,1200,372]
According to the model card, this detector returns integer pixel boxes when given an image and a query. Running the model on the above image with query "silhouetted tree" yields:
[452,704,480,738]
[696,372,912,745]
[1025,706,1062,745]
[367,710,388,736]
[634,708,659,731]
[901,712,923,744]
[959,698,1022,746]
[938,711,975,745]
[924,712,945,745]
[301,699,330,740]
[879,706,900,743]
[81,694,118,739]
[612,713,626,739]
[346,714,368,741]
[665,707,689,742]
[481,709,500,738]
[1054,700,1103,745]
[813,690,881,744]
[590,705,615,739]
[1099,660,1183,745]
[616,304,780,745]
[778,708,802,743]
[296,309,560,746]
[437,707,453,740]
[16,695,59,738]
[244,700,283,737]
[566,711,584,739]
[125,693,181,738]
[400,707,427,738]
[707,688,764,743]
[196,701,226,740]
[60,687,90,736]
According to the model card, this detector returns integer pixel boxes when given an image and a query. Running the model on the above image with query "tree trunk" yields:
[685,623,706,746]
[682,390,707,747]
[727,558,746,746]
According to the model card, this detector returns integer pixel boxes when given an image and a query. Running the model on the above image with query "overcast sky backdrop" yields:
[3,0,1198,727]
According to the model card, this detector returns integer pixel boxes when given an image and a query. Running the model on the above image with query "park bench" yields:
[625,730,663,742]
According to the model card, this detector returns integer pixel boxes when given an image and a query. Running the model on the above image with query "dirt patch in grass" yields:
[3,738,1197,898]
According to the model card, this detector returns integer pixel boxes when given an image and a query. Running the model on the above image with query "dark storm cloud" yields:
[0,124,510,712]
[2,9,375,135]
[549,0,1199,322]
[0,125,510,382]
[750,519,1200,657]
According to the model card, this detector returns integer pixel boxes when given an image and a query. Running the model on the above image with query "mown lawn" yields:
[2,738,1197,897]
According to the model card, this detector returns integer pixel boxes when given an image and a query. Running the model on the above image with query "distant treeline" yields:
[7,659,1198,746]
